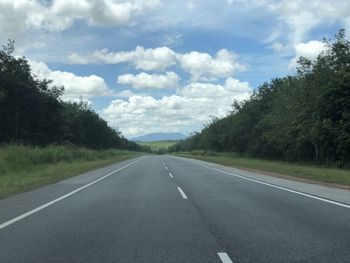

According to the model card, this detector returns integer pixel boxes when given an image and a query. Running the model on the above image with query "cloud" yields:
[217,0,350,48]
[68,46,177,71]
[0,0,160,38]
[270,42,284,51]
[179,78,250,100]
[268,0,350,45]
[187,0,196,10]
[102,95,212,137]
[102,77,251,136]
[115,89,138,98]
[28,60,110,100]
[177,49,246,81]
[0,0,42,39]
[69,47,246,80]
[117,72,180,89]
[289,40,327,69]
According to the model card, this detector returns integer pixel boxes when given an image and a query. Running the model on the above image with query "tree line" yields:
[170,30,350,167]
[0,40,145,151]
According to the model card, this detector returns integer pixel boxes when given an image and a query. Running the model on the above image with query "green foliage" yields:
[136,140,178,153]
[0,144,142,198]
[0,40,143,151]
[0,40,64,145]
[0,144,115,173]
[170,29,350,167]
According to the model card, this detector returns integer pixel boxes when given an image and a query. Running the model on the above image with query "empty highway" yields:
[0,155,349,263]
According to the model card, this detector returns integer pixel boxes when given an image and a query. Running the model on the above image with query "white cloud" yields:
[227,0,267,5]
[160,33,183,46]
[271,42,284,51]
[68,46,177,71]
[268,0,350,45]
[0,0,42,39]
[289,40,327,69]
[187,0,196,10]
[69,47,246,80]
[28,60,110,100]
[102,77,251,137]
[179,78,250,100]
[115,89,137,98]
[0,0,160,38]
[178,49,246,81]
[225,77,252,93]
[117,72,180,89]
[102,95,212,137]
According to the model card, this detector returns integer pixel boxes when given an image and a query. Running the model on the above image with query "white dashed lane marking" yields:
[177,187,188,199]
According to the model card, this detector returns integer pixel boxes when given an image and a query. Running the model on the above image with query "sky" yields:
[1,0,349,138]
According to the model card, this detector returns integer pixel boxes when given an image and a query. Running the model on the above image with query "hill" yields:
[131,132,187,142]
[136,140,179,152]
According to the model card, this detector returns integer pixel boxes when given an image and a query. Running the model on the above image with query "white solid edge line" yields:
[173,156,350,209]
[169,172,174,178]
[177,187,188,199]
[218,252,233,263]
[0,158,141,230]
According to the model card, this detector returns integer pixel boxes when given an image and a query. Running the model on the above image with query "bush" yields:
[0,144,132,176]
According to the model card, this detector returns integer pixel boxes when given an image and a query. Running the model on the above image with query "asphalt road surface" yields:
[0,155,349,263]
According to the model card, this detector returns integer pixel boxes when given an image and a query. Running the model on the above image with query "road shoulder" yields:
[0,157,142,226]
[170,155,350,206]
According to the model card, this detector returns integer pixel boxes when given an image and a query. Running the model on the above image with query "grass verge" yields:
[173,151,350,186]
[0,145,143,199]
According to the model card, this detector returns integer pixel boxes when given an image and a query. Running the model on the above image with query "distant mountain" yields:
[131,132,187,142]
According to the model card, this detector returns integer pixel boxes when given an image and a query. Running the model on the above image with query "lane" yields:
[1,155,349,262]
[0,156,222,263]
[170,156,350,205]
[164,155,350,263]
[0,157,142,225]
[184,157,350,208]
[0,159,140,230]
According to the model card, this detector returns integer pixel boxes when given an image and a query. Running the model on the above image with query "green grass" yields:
[174,151,350,186]
[0,145,143,199]
[136,140,178,152]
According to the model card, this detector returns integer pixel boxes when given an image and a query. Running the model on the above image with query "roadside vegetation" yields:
[0,145,142,198]
[170,30,350,185]
[174,151,350,186]
[0,40,143,151]
[170,30,350,169]
[0,41,147,198]
[136,140,178,154]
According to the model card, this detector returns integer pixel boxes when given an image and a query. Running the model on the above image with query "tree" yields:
[170,29,350,167]
[0,40,144,151]
[0,40,64,145]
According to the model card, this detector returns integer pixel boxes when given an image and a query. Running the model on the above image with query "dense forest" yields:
[170,30,350,167]
[0,40,144,151]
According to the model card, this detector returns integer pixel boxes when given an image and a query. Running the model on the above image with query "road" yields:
[0,155,349,262]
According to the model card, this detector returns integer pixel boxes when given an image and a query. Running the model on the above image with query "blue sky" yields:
[1,0,349,137]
